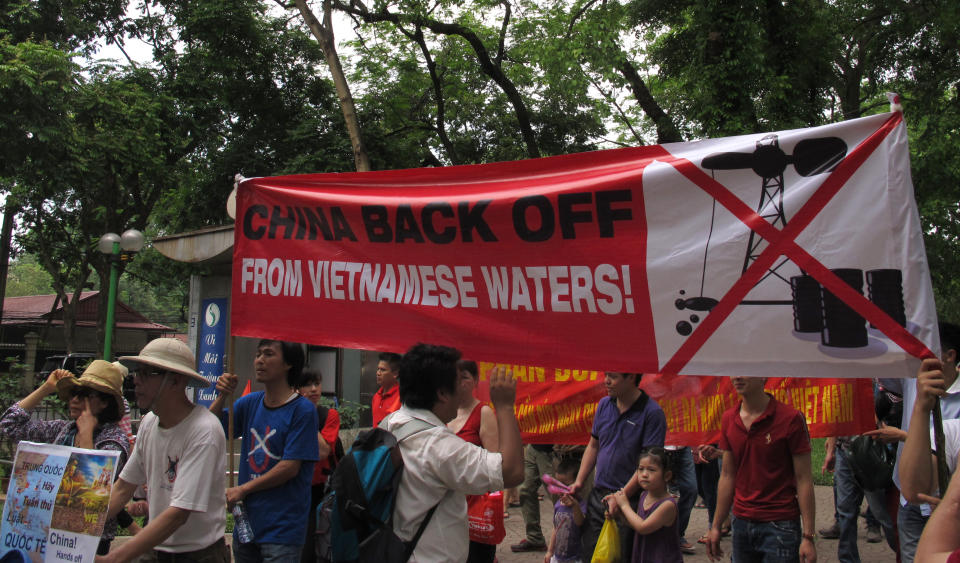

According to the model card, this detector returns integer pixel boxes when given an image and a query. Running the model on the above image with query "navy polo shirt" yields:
[591,392,667,491]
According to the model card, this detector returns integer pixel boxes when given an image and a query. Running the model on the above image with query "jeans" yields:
[731,517,801,563]
[835,447,864,562]
[582,487,636,561]
[668,447,697,541]
[696,457,720,527]
[519,445,555,544]
[232,538,303,563]
[835,447,899,562]
[897,502,928,563]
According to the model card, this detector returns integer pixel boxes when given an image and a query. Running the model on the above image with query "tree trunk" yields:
[615,59,683,144]
[295,0,372,172]
[0,203,18,338]
[331,0,542,160]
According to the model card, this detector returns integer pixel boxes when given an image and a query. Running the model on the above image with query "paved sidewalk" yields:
[113,485,898,561]
[496,484,898,562]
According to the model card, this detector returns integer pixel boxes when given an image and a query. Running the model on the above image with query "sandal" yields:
[503,510,510,519]
[697,535,710,544]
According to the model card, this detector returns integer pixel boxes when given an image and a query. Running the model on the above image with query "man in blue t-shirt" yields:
[570,372,666,560]
[211,340,320,562]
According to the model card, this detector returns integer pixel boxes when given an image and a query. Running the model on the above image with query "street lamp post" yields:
[98,229,145,360]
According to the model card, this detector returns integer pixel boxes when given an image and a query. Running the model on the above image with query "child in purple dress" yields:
[612,447,683,563]
[545,458,587,563]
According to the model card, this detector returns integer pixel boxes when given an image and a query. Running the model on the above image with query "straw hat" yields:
[119,338,209,388]
[56,360,124,404]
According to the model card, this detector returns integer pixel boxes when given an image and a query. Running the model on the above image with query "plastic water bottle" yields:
[232,501,254,544]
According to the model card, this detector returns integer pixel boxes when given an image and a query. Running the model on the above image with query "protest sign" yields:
[232,111,938,379]
[472,367,875,446]
[0,442,119,563]
[195,297,228,407]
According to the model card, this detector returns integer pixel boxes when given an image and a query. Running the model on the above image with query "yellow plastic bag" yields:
[590,518,621,563]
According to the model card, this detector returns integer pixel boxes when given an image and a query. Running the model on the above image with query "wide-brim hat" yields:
[56,359,124,404]
[119,338,209,388]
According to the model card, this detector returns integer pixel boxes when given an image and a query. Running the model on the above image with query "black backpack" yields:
[317,420,439,563]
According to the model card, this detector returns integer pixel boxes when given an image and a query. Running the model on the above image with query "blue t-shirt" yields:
[591,393,666,491]
[230,391,319,545]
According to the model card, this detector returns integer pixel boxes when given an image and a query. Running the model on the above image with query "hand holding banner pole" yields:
[934,398,950,496]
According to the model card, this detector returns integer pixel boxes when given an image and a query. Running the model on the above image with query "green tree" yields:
[5,254,54,297]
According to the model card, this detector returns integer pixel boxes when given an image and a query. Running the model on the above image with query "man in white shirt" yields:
[899,326,960,492]
[384,343,524,562]
[97,338,228,563]
[894,321,960,563]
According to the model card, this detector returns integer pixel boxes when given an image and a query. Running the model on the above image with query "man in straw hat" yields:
[96,338,228,563]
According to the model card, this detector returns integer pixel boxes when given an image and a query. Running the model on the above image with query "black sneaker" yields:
[819,521,841,539]
[866,524,883,543]
[511,540,547,552]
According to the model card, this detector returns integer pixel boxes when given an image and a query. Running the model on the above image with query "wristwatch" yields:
[802,532,816,542]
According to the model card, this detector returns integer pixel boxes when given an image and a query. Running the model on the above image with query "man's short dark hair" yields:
[625,373,643,387]
[298,369,321,388]
[378,352,402,372]
[457,359,479,380]
[941,321,960,357]
[258,339,305,387]
[399,343,461,410]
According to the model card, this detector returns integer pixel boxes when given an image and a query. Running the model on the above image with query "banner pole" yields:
[227,334,236,488]
[934,398,950,495]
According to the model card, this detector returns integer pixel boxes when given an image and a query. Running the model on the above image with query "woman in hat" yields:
[0,359,131,554]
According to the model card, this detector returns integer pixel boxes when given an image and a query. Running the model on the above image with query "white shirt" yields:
[120,405,227,553]
[896,377,960,513]
[930,418,960,493]
[386,406,503,563]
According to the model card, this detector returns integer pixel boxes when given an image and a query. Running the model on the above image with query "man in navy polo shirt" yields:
[705,376,817,563]
[571,372,666,559]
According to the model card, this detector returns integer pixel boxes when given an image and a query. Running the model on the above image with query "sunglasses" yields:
[134,368,168,379]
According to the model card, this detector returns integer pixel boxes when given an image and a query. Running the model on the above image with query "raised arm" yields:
[19,369,72,411]
[208,372,238,415]
[900,358,946,502]
[489,366,523,488]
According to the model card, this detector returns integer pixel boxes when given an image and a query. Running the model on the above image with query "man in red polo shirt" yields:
[706,376,817,563]
[372,352,402,427]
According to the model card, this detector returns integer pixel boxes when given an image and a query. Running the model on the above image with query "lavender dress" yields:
[631,491,683,563]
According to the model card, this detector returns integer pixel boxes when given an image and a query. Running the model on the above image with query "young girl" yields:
[613,447,683,563]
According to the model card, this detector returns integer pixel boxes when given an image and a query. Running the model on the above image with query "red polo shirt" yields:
[718,393,811,522]
[372,384,401,427]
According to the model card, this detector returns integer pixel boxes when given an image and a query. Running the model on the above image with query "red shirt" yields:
[718,394,811,522]
[312,407,341,485]
[371,384,401,427]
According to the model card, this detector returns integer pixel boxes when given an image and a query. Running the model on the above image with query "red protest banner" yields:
[472,366,875,446]
[231,112,937,378]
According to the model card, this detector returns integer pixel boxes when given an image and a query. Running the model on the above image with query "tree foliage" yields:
[2,0,958,333]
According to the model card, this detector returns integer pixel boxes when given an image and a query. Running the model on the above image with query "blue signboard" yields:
[195,298,227,406]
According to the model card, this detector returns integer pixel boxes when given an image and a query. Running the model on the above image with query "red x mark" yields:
[648,112,933,375]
